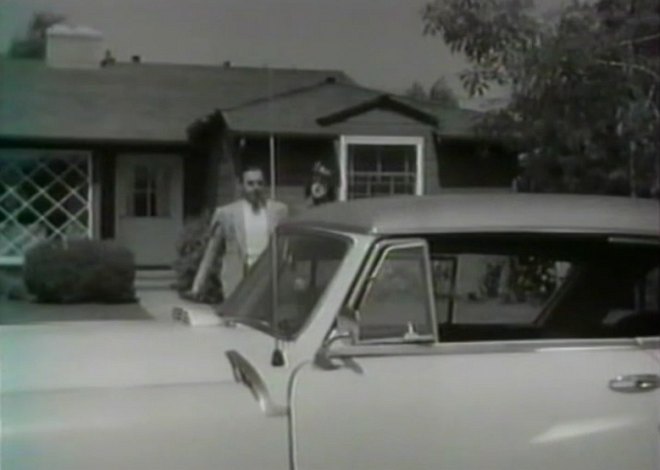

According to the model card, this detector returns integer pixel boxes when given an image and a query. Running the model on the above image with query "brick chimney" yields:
[45,25,103,69]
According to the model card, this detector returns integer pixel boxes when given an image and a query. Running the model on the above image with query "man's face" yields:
[241,169,266,209]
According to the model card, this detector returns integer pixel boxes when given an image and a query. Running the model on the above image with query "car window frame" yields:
[344,237,439,345]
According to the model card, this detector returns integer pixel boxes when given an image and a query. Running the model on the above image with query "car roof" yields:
[283,193,660,237]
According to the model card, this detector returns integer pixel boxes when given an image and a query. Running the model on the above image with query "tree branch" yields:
[596,59,660,80]
[619,32,660,46]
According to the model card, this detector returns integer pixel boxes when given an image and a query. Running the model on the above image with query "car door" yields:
[289,236,660,470]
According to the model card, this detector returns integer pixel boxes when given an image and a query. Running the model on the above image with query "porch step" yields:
[135,269,177,290]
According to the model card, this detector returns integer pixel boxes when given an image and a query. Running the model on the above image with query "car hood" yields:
[0,319,274,393]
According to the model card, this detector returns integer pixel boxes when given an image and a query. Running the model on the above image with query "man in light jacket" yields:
[191,166,288,300]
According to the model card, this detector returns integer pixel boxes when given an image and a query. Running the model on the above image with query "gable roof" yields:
[217,81,477,137]
[218,80,382,135]
[0,59,351,143]
[316,94,438,127]
[0,58,484,145]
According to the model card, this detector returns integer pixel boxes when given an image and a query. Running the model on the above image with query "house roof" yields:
[218,81,477,137]
[219,80,392,135]
[0,58,483,145]
[0,59,351,143]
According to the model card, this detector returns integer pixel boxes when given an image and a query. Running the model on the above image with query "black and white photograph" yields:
[1,0,659,468]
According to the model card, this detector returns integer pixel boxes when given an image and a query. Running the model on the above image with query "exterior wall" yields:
[90,154,103,239]
[46,27,103,69]
[229,136,336,216]
[329,109,440,194]
[96,150,115,239]
[183,146,209,218]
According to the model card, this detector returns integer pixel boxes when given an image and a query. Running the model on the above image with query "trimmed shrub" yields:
[173,212,224,303]
[0,268,30,301]
[24,239,136,303]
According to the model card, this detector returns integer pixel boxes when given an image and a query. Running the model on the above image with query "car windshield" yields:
[219,230,351,339]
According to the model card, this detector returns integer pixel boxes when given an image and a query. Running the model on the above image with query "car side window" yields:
[355,244,435,343]
[429,235,660,342]
[433,254,571,325]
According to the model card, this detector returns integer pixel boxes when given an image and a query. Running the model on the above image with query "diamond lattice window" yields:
[0,150,91,263]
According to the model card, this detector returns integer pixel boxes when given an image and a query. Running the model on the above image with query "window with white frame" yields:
[127,164,170,217]
[0,149,91,263]
[340,136,423,200]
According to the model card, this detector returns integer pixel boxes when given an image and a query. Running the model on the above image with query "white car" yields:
[2,193,659,470]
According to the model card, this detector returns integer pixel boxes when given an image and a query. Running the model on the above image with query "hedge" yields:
[24,239,136,303]
[172,213,224,303]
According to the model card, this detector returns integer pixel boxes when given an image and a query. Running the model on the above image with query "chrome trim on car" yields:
[607,236,660,246]
[635,336,660,349]
[327,337,655,358]
[225,350,287,417]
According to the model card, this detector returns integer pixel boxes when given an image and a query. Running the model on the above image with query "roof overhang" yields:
[317,95,439,127]
[0,135,189,152]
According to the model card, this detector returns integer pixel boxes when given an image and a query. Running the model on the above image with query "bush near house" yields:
[0,268,30,301]
[173,213,224,304]
[24,239,136,303]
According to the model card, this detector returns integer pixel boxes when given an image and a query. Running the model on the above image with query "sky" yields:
[0,0,566,109]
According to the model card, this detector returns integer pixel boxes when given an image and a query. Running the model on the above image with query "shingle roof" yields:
[0,59,351,143]
[220,81,478,137]
[220,81,380,135]
[0,59,482,144]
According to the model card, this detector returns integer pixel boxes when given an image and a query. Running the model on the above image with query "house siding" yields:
[183,147,209,218]
[224,136,336,215]
[97,151,116,239]
[328,108,440,195]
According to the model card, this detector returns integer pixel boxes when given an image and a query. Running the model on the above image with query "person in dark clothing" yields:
[305,161,337,206]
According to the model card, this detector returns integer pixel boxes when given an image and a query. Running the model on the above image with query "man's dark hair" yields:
[240,165,265,183]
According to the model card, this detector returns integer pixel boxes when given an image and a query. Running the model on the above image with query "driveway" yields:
[0,285,219,325]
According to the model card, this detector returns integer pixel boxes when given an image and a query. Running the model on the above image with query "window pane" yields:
[155,168,171,217]
[358,246,433,341]
[0,150,90,259]
[445,254,564,325]
[133,191,148,217]
[430,236,660,341]
[134,165,151,190]
[349,145,379,172]
[347,143,417,199]
[223,233,351,339]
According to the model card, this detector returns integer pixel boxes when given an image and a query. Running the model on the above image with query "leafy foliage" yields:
[173,213,225,304]
[9,11,65,59]
[404,77,460,107]
[24,239,136,303]
[422,0,660,195]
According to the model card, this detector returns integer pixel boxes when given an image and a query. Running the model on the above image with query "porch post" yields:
[337,136,348,201]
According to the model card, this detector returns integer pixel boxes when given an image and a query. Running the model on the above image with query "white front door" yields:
[115,154,183,266]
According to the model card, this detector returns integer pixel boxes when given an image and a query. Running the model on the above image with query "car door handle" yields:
[609,374,660,393]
